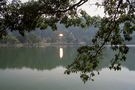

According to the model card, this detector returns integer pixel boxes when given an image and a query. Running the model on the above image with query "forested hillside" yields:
[0,24,98,45]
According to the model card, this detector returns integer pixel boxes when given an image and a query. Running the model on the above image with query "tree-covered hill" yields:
[0,24,98,45]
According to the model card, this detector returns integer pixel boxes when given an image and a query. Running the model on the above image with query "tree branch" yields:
[55,0,88,13]
[94,0,123,57]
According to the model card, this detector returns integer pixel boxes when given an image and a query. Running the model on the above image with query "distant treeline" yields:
[0,24,98,45]
[1,23,135,46]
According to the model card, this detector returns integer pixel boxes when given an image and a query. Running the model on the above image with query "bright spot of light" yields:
[59,34,63,37]
[59,48,63,59]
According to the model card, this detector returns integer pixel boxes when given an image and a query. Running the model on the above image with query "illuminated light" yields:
[59,34,63,37]
[59,48,63,59]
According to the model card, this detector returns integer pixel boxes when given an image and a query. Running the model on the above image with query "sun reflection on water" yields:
[59,48,63,59]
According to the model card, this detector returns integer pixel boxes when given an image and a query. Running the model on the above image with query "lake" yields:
[0,46,135,90]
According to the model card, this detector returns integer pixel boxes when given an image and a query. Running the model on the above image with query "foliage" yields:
[0,34,20,44]
[65,0,135,82]
[0,0,7,37]
[0,0,91,37]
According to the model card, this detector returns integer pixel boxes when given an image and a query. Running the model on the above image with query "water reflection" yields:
[59,48,63,59]
[0,46,135,90]
[0,46,77,70]
[0,47,135,70]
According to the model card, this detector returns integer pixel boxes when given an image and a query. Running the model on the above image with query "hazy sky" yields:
[78,0,104,17]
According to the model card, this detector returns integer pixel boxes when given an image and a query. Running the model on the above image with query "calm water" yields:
[0,46,135,90]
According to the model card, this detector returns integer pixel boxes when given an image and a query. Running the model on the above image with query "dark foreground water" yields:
[0,46,135,90]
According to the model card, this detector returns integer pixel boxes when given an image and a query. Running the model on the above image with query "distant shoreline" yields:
[0,43,135,48]
[0,43,85,48]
